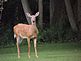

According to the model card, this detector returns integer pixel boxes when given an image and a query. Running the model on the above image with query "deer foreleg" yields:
[27,38,30,58]
[34,38,38,58]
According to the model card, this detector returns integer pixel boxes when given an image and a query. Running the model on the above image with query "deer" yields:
[13,12,39,58]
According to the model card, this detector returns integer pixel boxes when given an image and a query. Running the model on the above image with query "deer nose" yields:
[33,21,35,23]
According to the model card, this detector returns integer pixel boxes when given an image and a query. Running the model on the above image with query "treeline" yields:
[0,0,81,47]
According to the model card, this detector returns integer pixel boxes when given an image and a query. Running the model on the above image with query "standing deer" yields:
[13,12,39,58]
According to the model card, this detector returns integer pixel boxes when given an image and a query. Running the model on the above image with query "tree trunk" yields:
[38,0,43,29]
[64,0,78,31]
[21,0,31,24]
[78,0,81,31]
[50,0,54,27]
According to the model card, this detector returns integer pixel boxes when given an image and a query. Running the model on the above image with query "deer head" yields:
[26,12,39,25]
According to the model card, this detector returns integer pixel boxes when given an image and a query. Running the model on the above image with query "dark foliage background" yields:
[0,0,81,47]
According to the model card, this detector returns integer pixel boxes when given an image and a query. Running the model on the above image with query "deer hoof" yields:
[36,55,38,58]
[28,56,30,59]
[18,56,20,59]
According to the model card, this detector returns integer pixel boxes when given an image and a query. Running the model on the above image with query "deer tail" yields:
[14,34,22,44]
[14,34,16,38]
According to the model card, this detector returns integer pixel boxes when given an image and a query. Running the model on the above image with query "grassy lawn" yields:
[0,43,81,61]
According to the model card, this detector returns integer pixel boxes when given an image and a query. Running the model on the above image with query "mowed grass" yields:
[0,43,81,61]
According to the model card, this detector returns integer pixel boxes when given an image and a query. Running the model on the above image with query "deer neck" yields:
[32,24,38,33]
[32,24,37,28]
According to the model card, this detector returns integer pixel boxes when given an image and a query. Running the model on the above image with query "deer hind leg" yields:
[27,38,31,58]
[16,36,21,58]
[34,38,38,58]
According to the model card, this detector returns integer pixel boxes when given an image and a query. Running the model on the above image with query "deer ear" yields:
[35,12,39,17]
[26,13,32,17]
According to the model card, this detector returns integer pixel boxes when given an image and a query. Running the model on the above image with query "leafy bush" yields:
[0,29,15,47]
[38,26,78,43]
[0,24,79,47]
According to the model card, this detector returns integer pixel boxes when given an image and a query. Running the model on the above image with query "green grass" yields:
[0,43,81,61]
